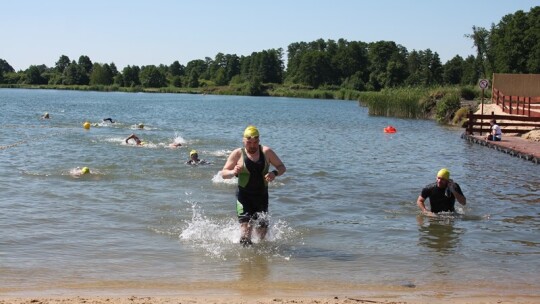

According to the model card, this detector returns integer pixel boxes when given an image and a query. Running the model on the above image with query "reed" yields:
[358,87,428,118]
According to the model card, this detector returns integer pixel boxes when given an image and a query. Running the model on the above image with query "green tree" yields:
[78,55,93,75]
[169,60,185,77]
[286,41,309,83]
[332,39,369,84]
[25,65,47,84]
[296,50,331,88]
[63,61,88,85]
[525,6,540,73]
[408,49,443,86]
[488,7,540,73]
[461,55,479,85]
[185,59,207,82]
[139,65,166,88]
[225,54,241,82]
[187,69,200,88]
[367,41,408,90]
[90,63,114,85]
[114,73,124,86]
[55,55,70,73]
[109,62,119,76]
[465,26,490,77]
[0,58,15,74]
[341,71,366,91]
[443,55,464,85]
[122,65,140,87]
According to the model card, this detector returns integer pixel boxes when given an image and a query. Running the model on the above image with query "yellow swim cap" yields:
[190,150,198,157]
[243,125,259,138]
[83,122,91,129]
[81,167,90,174]
[437,168,450,180]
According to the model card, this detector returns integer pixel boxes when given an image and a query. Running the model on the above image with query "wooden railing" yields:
[465,110,540,135]
[492,87,540,117]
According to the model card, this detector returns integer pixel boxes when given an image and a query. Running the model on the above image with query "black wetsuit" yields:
[421,182,464,213]
[236,147,269,224]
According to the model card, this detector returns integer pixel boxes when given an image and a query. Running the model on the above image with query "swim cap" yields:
[243,125,259,138]
[81,167,90,174]
[83,122,91,130]
[437,168,450,180]
[190,150,198,157]
[138,123,144,129]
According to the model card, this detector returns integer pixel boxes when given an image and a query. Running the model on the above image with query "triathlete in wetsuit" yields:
[222,125,286,246]
[417,168,466,216]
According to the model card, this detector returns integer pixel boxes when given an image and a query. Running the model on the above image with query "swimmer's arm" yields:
[222,149,241,179]
[417,195,435,216]
[265,147,286,176]
[448,180,466,206]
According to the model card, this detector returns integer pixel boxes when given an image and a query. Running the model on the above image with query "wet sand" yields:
[2,294,540,304]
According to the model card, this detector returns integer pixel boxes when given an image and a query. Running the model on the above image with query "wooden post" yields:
[509,96,513,115]
[528,96,531,117]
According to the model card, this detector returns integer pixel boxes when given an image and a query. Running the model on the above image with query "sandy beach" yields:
[2,295,540,304]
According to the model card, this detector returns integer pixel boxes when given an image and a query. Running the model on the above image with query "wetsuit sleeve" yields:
[420,186,431,199]
[454,183,465,198]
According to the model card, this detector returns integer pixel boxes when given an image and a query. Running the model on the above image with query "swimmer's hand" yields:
[423,210,436,217]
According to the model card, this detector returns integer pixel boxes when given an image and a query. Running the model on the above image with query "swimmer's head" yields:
[437,168,450,180]
[243,125,259,139]
[190,150,198,157]
[138,123,144,129]
[81,167,90,174]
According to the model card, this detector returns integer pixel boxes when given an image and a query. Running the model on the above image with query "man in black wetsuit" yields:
[417,168,466,217]
[221,125,286,246]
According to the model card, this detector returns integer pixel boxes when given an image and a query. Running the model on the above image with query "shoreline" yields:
[2,281,540,304]
[2,294,540,304]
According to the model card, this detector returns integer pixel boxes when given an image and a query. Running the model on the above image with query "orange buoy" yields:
[384,126,397,133]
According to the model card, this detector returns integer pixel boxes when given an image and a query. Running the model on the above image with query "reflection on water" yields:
[236,252,271,295]
[417,215,463,254]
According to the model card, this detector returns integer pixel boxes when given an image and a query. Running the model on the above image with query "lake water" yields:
[1,89,539,298]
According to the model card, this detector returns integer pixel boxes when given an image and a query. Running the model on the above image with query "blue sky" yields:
[1,0,536,71]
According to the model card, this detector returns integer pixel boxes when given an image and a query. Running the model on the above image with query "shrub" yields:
[452,106,470,125]
[459,86,476,100]
[436,92,461,123]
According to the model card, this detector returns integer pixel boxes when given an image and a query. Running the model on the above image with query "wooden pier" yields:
[461,133,540,164]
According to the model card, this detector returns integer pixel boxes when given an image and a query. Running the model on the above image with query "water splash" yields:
[212,171,238,185]
[179,202,297,260]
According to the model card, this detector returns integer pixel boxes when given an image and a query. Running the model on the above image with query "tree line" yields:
[0,6,537,94]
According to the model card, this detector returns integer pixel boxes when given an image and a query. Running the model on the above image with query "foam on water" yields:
[179,202,297,260]
[212,171,238,185]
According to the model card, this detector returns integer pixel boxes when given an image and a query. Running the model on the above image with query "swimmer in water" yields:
[103,118,115,123]
[125,133,143,145]
[71,166,90,177]
[185,150,208,165]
